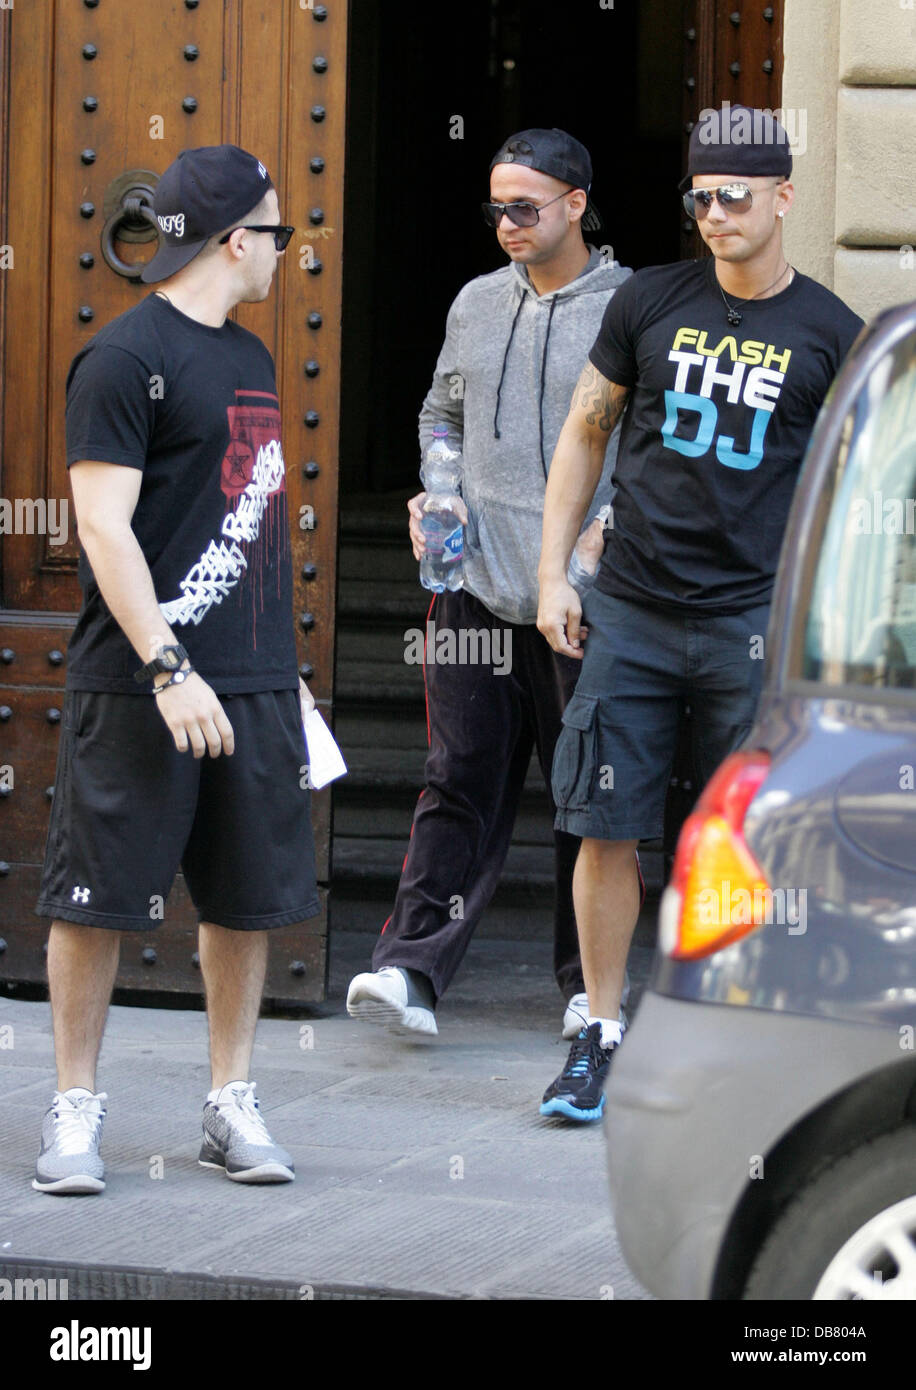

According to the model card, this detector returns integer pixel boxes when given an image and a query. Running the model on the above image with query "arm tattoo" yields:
[572,362,629,433]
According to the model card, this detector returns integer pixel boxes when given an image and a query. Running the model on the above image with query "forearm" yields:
[78,521,179,666]
[419,296,466,463]
[539,420,607,583]
[419,389,465,454]
[540,364,629,584]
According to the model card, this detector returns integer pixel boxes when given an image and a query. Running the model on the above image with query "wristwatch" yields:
[133,643,190,685]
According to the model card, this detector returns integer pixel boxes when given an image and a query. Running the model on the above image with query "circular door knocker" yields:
[100,169,161,281]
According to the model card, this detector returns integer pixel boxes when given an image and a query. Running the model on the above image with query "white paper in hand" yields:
[302,707,348,789]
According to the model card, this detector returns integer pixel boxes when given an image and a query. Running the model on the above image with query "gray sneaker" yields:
[32,1089,107,1195]
[199,1080,294,1183]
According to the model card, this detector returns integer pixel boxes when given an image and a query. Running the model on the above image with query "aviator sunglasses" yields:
[481,189,573,229]
[682,180,783,221]
[218,224,295,251]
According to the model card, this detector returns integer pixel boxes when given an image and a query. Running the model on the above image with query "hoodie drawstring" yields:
[492,292,526,442]
[492,286,562,481]
[538,295,559,479]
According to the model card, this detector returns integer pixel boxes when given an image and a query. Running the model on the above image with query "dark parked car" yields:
[606,300,916,1301]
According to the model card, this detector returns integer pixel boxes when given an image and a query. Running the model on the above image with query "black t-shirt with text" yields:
[64,293,299,694]
[588,259,863,614]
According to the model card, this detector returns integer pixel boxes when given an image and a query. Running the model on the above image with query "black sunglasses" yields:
[481,189,572,229]
[218,224,294,251]
[682,181,782,222]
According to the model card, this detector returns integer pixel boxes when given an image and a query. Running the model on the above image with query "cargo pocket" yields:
[551,692,600,814]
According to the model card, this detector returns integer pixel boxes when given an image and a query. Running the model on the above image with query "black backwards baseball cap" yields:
[140,144,273,284]
[489,128,603,232]
[679,104,792,190]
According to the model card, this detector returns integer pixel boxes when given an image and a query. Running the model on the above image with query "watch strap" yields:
[134,643,190,684]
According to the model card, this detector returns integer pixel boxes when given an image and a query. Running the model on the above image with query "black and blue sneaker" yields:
[540,1023,616,1122]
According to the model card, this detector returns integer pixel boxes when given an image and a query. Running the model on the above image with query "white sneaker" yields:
[199,1081,294,1184]
[562,989,629,1041]
[346,965,438,1036]
[33,1089,107,1194]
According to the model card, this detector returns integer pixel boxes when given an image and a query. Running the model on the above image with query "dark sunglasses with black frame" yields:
[481,188,575,229]
[218,224,295,251]
[682,180,783,222]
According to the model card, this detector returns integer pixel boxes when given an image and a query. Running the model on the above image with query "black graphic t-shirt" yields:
[589,259,863,614]
[65,294,299,693]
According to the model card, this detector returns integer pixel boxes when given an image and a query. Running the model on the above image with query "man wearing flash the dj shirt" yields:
[32,145,318,1193]
[536,106,863,1122]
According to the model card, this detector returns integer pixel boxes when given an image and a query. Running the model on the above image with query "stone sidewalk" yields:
[0,930,654,1300]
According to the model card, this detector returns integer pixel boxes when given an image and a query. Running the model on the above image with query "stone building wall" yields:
[782,0,916,320]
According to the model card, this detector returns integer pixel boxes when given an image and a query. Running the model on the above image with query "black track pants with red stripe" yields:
[371,587,585,1001]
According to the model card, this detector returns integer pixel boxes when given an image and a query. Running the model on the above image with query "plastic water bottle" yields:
[419,427,464,593]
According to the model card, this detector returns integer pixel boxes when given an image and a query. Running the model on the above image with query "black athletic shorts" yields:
[35,688,320,931]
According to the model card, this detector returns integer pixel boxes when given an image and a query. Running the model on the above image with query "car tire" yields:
[743,1126,916,1300]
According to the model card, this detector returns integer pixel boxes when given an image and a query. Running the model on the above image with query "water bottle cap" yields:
[432,426,449,437]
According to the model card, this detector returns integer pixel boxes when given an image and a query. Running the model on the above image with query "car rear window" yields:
[803,337,916,689]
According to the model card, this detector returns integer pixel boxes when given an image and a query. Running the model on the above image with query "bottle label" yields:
[442,524,463,561]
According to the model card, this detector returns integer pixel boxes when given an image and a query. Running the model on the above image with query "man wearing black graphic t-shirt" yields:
[536,107,863,1121]
[32,146,317,1194]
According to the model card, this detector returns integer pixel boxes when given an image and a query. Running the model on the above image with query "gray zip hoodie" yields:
[418,246,633,625]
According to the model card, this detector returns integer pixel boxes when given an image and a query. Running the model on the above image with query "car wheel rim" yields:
[813,1194,916,1300]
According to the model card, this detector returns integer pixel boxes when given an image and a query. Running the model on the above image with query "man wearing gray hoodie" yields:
[347,130,634,1036]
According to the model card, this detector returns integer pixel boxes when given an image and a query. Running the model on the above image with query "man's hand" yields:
[299,676,315,722]
[154,671,235,757]
[538,577,587,659]
[407,490,469,561]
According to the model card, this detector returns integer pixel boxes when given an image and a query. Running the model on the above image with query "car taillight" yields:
[659,750,772,961]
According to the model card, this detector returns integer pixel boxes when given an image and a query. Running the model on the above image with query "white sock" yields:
[61,1087,94,1100]
[586,1016,622,1049]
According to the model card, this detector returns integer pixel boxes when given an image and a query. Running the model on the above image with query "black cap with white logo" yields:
[140,144,273,284]
[489,128,603,232]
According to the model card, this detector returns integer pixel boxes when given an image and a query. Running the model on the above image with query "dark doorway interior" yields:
[341,0,684,494]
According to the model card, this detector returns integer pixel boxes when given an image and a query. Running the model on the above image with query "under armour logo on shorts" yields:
[71,885,91,904]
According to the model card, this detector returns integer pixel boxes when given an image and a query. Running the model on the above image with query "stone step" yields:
[339,493,415,540]
[333,710,429,751]
[336,658,428,707]
[338,578,432,626]
[339,537,418,584]
[337,624,423,666]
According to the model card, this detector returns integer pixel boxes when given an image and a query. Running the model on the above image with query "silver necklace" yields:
[717,264,792,327]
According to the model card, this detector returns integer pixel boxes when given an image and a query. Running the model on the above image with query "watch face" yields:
[159,646,183,669]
